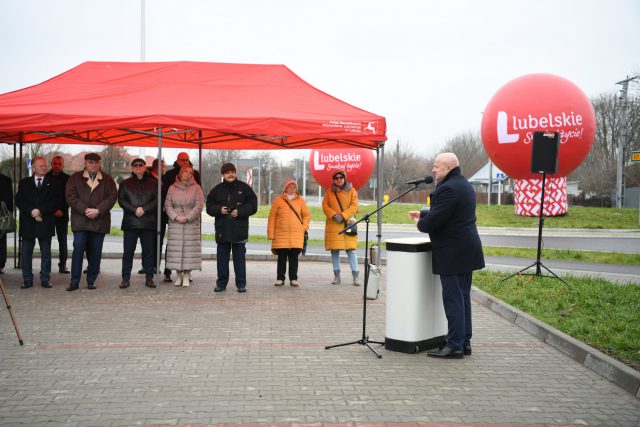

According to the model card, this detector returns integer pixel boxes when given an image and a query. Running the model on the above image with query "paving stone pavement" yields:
[0,258,639,427]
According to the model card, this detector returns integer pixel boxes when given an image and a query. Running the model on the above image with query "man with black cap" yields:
[65,152,117,291]
[118,158,158,289]
[206,162,257,293]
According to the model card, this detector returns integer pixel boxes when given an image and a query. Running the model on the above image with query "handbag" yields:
[283,197,309,256]
[333,191,357,236]
[0,201,16,235]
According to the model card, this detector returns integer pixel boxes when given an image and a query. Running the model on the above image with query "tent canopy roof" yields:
[0,61,386,149]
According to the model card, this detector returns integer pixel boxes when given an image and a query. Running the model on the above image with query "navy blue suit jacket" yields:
[417,167,485,275]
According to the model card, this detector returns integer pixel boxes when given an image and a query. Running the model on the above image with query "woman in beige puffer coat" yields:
[165,165,204,286]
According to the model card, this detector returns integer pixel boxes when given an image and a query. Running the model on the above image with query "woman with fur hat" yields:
[267,179,310,286]
[322,170,360,285]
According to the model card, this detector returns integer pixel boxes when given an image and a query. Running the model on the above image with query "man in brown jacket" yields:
[65,153,117,291]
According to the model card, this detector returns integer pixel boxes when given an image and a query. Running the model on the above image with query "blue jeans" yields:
[122,229,155,281]
[21,236,52,284]
[440,273,473,350]
[70,231,105,285]
[330,249,359,272]
[216,242,246,289]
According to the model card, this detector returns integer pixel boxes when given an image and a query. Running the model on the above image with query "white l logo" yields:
[313,151,325,170]
[497,111,519,144]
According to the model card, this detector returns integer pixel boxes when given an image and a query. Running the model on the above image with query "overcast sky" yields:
[0,0,638,163]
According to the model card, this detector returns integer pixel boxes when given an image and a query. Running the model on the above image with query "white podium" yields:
[385,237,447,353]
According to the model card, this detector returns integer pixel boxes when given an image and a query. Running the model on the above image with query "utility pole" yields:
[615,75,639,208]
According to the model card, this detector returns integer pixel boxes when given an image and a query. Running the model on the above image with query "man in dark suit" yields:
[46,155,71,273]
[409,152,485,359]
[15,156,63,288]
[0,172,12,274]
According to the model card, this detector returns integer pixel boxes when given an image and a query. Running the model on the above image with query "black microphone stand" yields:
[500,172,567,285]
[325,183,424,358]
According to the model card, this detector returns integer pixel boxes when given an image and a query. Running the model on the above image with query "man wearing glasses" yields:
[118,158,158,289]
[161,152,201,282]
[65,153,117,291]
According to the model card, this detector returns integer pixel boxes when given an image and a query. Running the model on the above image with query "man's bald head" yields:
[432,152,460,182]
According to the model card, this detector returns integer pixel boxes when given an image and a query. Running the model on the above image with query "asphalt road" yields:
[106,209,640,254]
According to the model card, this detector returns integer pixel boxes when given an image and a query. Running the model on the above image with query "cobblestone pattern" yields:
[0,258,639,426]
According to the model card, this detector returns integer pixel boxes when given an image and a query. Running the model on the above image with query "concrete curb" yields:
[472,286,640,398]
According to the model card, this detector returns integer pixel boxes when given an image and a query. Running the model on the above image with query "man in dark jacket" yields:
[0,172,12,274]
[15,157,63,288]
[46,155,71,273]
[65,153,117,291]
[118,158,158,289]
[409,152,485,359]
[206,162,257,293]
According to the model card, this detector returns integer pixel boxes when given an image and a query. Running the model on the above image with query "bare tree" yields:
[439,131,487,177]
[200,149,241,194]
[570,91,640,198]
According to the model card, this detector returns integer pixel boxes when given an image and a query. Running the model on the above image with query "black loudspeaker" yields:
[531,131,559,174]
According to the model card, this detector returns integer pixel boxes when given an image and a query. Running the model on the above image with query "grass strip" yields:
[473,270,640,371]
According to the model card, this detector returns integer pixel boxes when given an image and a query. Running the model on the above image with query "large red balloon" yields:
[309,148,375,190]
[481,74,595,179]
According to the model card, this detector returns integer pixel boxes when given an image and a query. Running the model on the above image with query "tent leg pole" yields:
[156,129,163,293]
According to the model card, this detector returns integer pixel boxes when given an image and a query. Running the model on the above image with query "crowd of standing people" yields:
[0,152,366,293]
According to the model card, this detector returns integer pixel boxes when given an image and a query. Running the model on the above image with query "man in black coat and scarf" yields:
[206,162,257,293]
[409,152,485,359]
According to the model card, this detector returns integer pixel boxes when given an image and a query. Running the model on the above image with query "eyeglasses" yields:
[132,164,145,167]
[333,175,345,180]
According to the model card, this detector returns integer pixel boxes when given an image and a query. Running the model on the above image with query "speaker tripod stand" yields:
[0,278,24,345]
[500,171,567,285]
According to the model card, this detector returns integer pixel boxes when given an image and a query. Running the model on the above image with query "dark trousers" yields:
[275,248,301,281]
[54,219,68,268]
[147,218,168,275]
[122,229,154,281]
[0,233,6,269]
[440,273,473,350]
[216,242,246,289]
[70,231,105,286]
[21,236,52,284]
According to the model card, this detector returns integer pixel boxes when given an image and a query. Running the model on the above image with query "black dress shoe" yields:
[66,284,79,291]
[119,280,130,289]
[41,282,52,288]
[21,282,33,289]
[213,286,226,292]
[0,267,4,274]
[464,344,472,356]
[87,283,97,290]
[427,346,464,359]
[163,274,172,283]
[59,266,70,274]
[237,287,247,293]
[145,278,156,288]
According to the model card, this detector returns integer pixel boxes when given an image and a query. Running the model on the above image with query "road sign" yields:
[632,150,640,164]
[495,172,506,181]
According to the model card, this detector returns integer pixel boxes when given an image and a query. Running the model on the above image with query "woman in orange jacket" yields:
[322,170,360,285]
[267,179,310,287]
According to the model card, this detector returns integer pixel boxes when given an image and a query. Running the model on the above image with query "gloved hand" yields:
[333,214,344,223]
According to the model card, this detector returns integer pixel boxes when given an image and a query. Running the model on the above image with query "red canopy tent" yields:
[0,61,386,149]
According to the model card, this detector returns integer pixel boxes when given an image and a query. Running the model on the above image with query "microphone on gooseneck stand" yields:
[405,176,434,186]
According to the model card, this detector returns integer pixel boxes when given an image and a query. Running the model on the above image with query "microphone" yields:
[405,176,434,186]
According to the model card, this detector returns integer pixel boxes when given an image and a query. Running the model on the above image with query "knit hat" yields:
[283,179,298,192]
[220,162,236,174]
[331,170,346,179]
